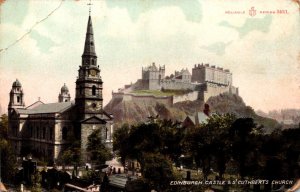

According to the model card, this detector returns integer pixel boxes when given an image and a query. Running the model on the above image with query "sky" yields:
[0,0,299,114]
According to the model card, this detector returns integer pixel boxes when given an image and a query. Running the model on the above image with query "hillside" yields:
[104,93,280,132]
[256,109,300,126]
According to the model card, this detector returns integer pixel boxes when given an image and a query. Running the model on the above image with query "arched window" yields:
[92,59,95,65]
[105,127,108,140]
[62,127,68,140]
[79,86,83,95]
[30,126,33,137]
[43,127,46,139]
[17,96,20,103]
[36,127,39,139]
[92,85,96,96]
[49,127,53,140]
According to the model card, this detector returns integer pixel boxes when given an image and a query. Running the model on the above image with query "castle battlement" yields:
[113,62,238,106]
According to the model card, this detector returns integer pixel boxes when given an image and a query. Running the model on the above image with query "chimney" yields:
[203,103,210,116]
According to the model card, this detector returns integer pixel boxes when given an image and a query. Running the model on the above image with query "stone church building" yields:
[7,15,114,163]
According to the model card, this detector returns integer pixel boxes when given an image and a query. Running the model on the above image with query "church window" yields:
[17,96,20,103]
[92,59,95,65]
[92,85,96,96]
[62,127,68,140]
[49,127,53,140]
[43,127,46,139]
[91,42,94,46]
[79,86,83,95]
[36,127,39,139]
[105,127,108,140]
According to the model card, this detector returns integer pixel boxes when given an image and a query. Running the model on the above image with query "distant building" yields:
[182,104,210,129]
[141,62,165,90]
[7,15,113,163]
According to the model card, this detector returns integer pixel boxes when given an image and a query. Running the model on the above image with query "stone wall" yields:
[173,91,199,103]
[199,83,238,102]
[112,92,173,107]
[161,80,196,90]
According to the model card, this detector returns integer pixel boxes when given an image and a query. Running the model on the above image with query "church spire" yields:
[82,16,96,57]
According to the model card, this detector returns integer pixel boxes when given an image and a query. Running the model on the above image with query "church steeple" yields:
[76,14,103,120]
[82,16,96,58]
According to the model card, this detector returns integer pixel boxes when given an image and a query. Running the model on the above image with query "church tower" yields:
[58,83,71,102]
[8,79,25,114]
[75,15,103,120]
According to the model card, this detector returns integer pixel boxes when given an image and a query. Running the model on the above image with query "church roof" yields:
[16,102,74,114]
[187,115,196,124]
[82,16,96,57]
[61,83,69,93]
[26,100,45,109]
[196,112,208,124]
[12,79,22,87]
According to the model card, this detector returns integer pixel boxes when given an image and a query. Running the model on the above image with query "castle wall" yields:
[173,91,199,103]
[149,79,161,90]
[229,86,239,95]
[202,83,238,102]
[112,92,173,106]
[161,80,196,90]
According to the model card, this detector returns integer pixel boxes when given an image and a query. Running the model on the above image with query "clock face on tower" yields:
[90,69,97,76]
[86,101,101,112]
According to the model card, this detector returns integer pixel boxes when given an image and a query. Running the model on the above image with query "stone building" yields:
[161,68,195,90]
[141,62,165,90]
[191,63,232,85]
[113,62,239,107]
[7,15,113,163]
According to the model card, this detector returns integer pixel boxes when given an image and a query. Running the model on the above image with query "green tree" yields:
[229,118,257,178]
[141,153,175,191]
[0,114,17,182]
[113,120,183,190]
[113,123,131,165]
[87,129,112,166]
[0,114,8,139]
[30,171,42,192]
[58,139,82,166]
[184,113,236,179]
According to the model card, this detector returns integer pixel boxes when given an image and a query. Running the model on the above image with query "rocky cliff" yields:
[104,93,279,132]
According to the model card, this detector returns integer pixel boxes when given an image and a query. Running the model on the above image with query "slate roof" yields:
[26,100,44,109]
[109,174,137,189]
[16,101,74,115]
[187,115,196,124]
[197,112,208,124]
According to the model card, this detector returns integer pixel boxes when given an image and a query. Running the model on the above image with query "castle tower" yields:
[75,15,103,120]
[58,83,71,102]
[8,79,25,114]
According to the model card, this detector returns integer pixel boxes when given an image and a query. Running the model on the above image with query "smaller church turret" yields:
[58,83,71,102]
[8,79,25,114]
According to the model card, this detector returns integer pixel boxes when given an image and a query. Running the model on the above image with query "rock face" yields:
[104,93,279,131]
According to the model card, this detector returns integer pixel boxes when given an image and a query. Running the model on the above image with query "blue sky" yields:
[0,0,299,113]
